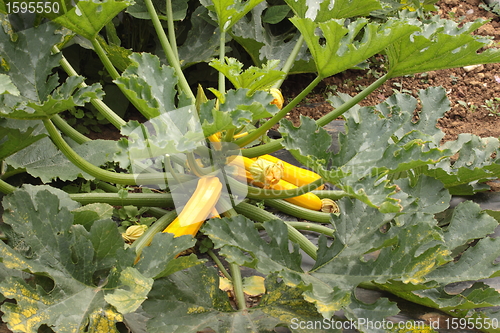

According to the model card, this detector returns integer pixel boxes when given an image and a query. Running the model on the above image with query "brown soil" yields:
[281,0,500,143]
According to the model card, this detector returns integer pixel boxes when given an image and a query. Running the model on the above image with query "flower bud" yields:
[122,224,148,243]
[269,88,284,110]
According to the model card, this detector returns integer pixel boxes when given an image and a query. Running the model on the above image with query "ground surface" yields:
[281,0,500,143]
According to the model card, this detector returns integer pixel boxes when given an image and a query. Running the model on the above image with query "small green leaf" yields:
[201,0,265,32]
[53,0,133,40]
[134,233,201,279]
[105,267,153,314]
[0,73,19,95]
[72,203,114,231]
[262,5,290,24]
[114,53,178,119]
[210,58,285,94]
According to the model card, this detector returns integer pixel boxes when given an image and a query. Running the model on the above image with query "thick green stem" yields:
[69,192,176,207]
[43,118,191,185]
[312,190,351,200]
[230,263,247,310]
[316,73,390,127]
[273,35,304,89]
[255,221,334,237]
[0,179,16,194]
[90,38,120,80]
[52,114,91,144]
[264,198,332,223]
[235,76,323,148]
[144,0,195,103]
[52,46,126,129]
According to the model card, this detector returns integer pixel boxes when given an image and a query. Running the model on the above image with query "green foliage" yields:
[1,0,500,331]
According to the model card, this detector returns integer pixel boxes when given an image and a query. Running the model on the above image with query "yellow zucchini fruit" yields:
[259,154,325,190]
[265,179,323,211]
[163,176,222,237]
[232,162,323,211]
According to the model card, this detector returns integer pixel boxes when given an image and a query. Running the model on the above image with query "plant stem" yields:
[273,35,304,89]
[165,0,179,63]
[218,32,226,93]
[207,249,232,280]
[69,192,177,207]
[229,263,247,310]
[91,38,120,80]
[255,221,334,237]
[144,0,195,103]
[264,198,332,223]
[131,209,178,262]
[316,73,390,127]
[52,46,126,129]
[43,118,192,186]
[234,76,323,148]
[0,179,16,194]
[52,114,91,144]
[227,176,324,200]
[312,190,351,200]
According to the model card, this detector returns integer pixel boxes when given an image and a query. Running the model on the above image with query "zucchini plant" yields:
[1,0,500,332]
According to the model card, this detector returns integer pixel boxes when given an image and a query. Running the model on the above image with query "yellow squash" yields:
[259,154,324,190]
[163,176,222,237]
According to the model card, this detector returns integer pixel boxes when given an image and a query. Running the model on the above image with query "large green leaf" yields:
[0,21,103,119]
[53,0,133,40]
[0,76,104,119]
[5,138,119,182]
[0,20,61,101]
[0,126,45,160]
[143,265,330,332]
[290,17,418,78]
[177,6,221,67]
[0,187,200,332]
[284,0,382,21]
[202,212,447,318]
[280,89,451,212]
[114,53,178,119]
[386,17,500,77]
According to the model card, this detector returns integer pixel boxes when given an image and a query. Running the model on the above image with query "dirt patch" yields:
[281,0,500,142]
